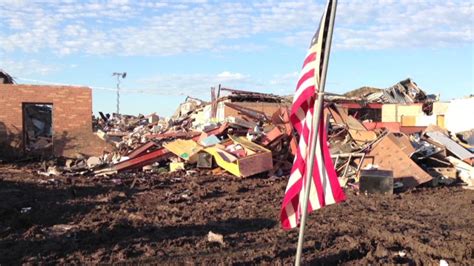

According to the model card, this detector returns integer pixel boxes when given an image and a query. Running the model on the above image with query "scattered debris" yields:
[38,166,61,177]
[207,231,225,246]
[20,207,32,214]
[0,77,473,264]
[2,80,473,193]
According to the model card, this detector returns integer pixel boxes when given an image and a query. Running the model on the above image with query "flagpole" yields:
[294,0,338,265]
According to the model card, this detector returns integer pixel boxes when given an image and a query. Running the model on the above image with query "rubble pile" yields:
[23,104,53,153]
[62,88,295,180]
[48,82,474,192]
[328,104,474,191]
[93,112,168,154]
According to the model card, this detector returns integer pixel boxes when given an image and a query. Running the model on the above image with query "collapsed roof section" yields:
[380,78,429,104]
[219,87,291,103]
[331,78,436,105]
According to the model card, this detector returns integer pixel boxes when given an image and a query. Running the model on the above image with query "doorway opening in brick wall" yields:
[22,103,53,157]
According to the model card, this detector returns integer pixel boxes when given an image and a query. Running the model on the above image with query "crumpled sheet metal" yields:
[426,131,474,161]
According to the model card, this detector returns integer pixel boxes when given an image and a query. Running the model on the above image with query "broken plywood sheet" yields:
[329,105,377,144]
[163,139,203,163]
[362,132,432,189]
[330,105,367,131]
[390,132,416,157]
[348,129,378,145]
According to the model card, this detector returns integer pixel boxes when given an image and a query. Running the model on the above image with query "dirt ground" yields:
[0,163,473,265]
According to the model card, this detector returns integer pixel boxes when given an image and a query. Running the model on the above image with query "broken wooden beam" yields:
[114,147,172,172]
[127,141,158,159]
[224,102,269,122]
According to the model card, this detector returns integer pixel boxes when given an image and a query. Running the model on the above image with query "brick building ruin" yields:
[0,84,110,159]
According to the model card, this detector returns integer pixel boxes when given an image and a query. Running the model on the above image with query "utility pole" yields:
[112,72,127,115]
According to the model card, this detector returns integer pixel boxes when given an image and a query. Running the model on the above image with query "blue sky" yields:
[1,0,473,116]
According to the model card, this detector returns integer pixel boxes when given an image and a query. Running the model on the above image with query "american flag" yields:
[280,0,345,230]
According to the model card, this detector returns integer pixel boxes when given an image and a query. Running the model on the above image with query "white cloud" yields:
[0,0,471,56]
[136,71,269,96]
[277,0,473,50]
[268,72,300,94]
[335,0,474,50]
[270,72,298,85]
[1,59,59,77]
[133,70,306,97]
[216,71,248,82]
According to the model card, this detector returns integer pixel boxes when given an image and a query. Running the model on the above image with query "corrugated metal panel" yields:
[426,131,474,160]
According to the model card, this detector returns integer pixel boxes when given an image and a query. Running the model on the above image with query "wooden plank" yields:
[224,102,269,121]
[127,141,157,159]
[229,135,270,153]
[115,148,172,172]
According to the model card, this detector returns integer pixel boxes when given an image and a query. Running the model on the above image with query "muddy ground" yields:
[0,163,473,265]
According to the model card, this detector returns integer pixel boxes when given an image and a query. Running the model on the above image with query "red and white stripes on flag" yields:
[280,0,345,230]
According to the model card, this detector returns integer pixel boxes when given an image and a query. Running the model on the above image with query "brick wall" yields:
[0,84,112,159]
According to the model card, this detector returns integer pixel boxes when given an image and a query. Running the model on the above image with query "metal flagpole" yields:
[294,0,338,265]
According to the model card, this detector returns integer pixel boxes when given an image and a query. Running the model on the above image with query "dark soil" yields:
[0,164,473,265]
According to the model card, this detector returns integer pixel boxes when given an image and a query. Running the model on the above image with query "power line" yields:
[14,77,171,95]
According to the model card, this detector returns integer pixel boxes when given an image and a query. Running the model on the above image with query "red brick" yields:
[0,84,112,159]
